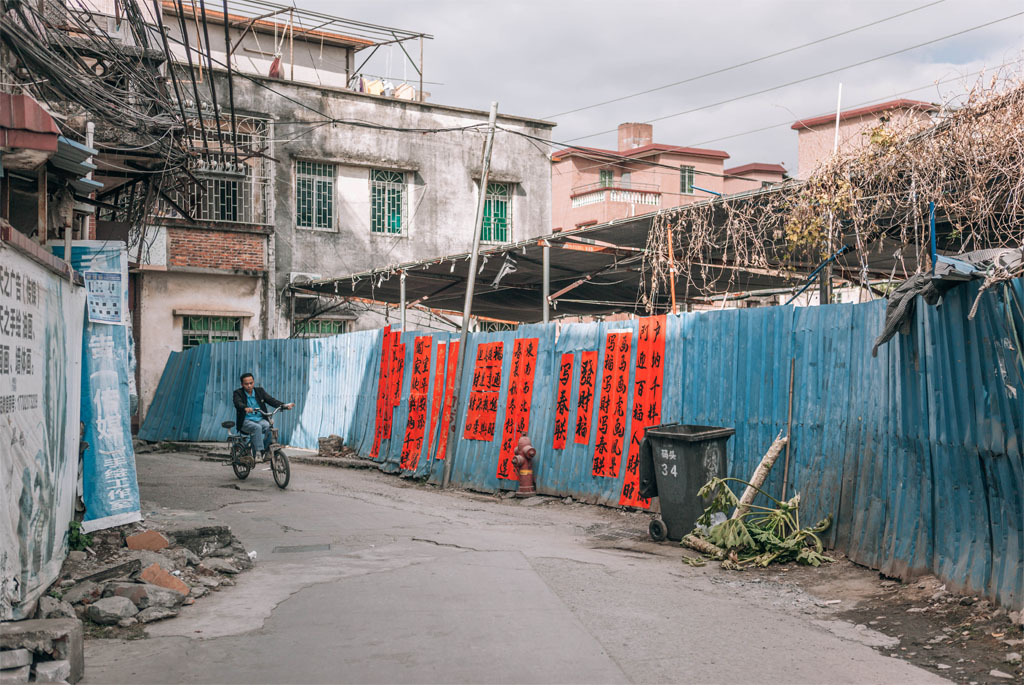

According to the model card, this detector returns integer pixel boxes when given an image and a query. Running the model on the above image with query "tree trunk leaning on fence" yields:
[731,433,788,520]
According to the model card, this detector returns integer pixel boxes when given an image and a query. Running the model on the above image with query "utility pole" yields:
[442,101,498,489]
[542,240,550,323]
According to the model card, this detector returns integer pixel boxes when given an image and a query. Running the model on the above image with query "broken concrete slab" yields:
[77,559,141,584]
[139,563,190,596]
[86,596,138,625]
[33,659,71,683]
[36,597,76,620]
[136,607,179,624]
[0,619,83,683]
[103,582,185,610]
[61,581,101,606]
[199,558,240,574]
[162,547,200,568]
[0,664,30,683]
[0,649,32,669]
[125,549,178,573]
[164,526,233,557]
[125,530,170,552]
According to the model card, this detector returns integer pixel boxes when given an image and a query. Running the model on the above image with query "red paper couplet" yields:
[607,330,632,479]
[620,315,666,508]
[370,326,393,460]
[390,340,405,407]
[434,341,459,461]
[426,342,447,458]
[592,333,619,477]
[464,341,503,441]
[574,350,598,445]
[497,338,539,480]
[399,336,433,471]
[552,353,574,450]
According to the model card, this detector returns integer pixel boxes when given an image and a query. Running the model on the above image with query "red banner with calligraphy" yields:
[607,331,633,479]
[434,341,459,461]
[592,332,625,477]
[620,315,666,508]
[399,336,432,471]
[370,326,393,459]
[574,350,598,445]
[497,338,539,480]
[426,342,447,458]
[551,353,574,450]
[390,340,405,407]
[464,341,503,440]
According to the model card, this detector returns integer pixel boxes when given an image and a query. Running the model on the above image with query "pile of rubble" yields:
[1,522,253,683]
[56,524,253,628]
[317,435,347,458]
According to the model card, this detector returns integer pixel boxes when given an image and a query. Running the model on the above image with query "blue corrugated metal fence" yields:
[140,279,1023,609]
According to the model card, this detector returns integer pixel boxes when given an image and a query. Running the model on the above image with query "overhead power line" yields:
[544,0,946,119]
[565,10,1024,143]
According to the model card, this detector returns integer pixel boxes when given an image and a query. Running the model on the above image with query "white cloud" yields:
[301,0,1023,173]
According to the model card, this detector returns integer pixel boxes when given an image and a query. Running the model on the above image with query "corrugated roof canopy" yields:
[295,185,936,322]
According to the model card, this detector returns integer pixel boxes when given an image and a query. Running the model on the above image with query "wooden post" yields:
[418,36,424,102]
[665,220,678,314]
[289,10,294,81]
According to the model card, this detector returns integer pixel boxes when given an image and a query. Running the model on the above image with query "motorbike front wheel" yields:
[271,448,290,489]
[231,443,250,480]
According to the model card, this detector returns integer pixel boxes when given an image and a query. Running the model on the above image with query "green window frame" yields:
[481,182,511,243]
[370,169,406,234]
[182,316,241,349]
[293,318,348,338]
[680,165,695,195]
[296,161,336,230]
[599,169,613,187]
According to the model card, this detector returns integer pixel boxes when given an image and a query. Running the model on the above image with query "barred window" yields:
[680,165,695,195]
[481,182,511,243]
[599,169,613,187]
[293,318,348,338]
[370,169,406,234]
[182,316,241,349]
[296,161,336,230]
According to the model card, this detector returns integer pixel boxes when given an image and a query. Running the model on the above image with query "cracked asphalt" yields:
[83,450,947,684]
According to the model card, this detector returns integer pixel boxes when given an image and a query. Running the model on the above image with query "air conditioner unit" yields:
[288,272,322,285]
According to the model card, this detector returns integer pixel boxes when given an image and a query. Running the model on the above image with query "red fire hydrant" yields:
[512,436,537,497]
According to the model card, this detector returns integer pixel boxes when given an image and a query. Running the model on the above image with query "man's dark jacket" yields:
[233,386,283,428]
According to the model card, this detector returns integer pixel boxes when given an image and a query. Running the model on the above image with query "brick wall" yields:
[166,228,265,271]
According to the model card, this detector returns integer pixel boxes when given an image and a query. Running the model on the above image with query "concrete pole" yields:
[399,270,407,330]
[442,101,498,489]
[542,241,550,324]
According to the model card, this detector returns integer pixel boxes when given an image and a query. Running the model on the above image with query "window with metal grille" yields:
[182,316,241,349]
[481,182,511,243]
[295,161,336,230]
[157,112,273,225]
[680,165,695,194]
[293,318,348,338]
[599,169,613,187]
[370,169,406,234]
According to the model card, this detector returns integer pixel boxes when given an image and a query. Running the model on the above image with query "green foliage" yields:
[688,477,835,569]
[68,520,92,552]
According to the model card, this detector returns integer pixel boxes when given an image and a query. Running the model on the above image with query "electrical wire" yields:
[564,10,1024,142]
[544,0,946,119]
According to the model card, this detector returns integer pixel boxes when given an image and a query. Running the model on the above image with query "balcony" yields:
[570,181,661,209]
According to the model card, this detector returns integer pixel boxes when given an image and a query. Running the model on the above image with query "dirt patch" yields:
[755,556,1023,683]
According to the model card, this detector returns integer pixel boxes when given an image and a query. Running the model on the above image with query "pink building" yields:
[552,123,788,232]
[552,123,730,231]
[791,99,938,178]
[722,163,787,195]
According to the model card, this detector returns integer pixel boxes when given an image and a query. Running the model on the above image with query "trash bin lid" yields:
[644,423,735,442]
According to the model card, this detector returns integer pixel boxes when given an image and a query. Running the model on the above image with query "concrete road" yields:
[84,451,945,684]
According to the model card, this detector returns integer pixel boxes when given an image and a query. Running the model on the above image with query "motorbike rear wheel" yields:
[271,448,290,489]
[231,443,250,480]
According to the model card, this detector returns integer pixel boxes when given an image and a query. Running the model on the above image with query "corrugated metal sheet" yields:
[139,278,1024,609]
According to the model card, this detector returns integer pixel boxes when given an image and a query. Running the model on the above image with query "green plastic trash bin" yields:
[639,423,735,541]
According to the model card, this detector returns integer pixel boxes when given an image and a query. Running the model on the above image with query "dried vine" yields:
[643,69,1024,310]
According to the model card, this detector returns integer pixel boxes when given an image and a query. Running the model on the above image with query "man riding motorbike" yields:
[232,372,294,460]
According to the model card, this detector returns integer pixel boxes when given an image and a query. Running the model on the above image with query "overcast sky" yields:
[303,0,1022,173]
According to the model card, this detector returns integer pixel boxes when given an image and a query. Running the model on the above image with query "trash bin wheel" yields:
[649,518,668,542]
